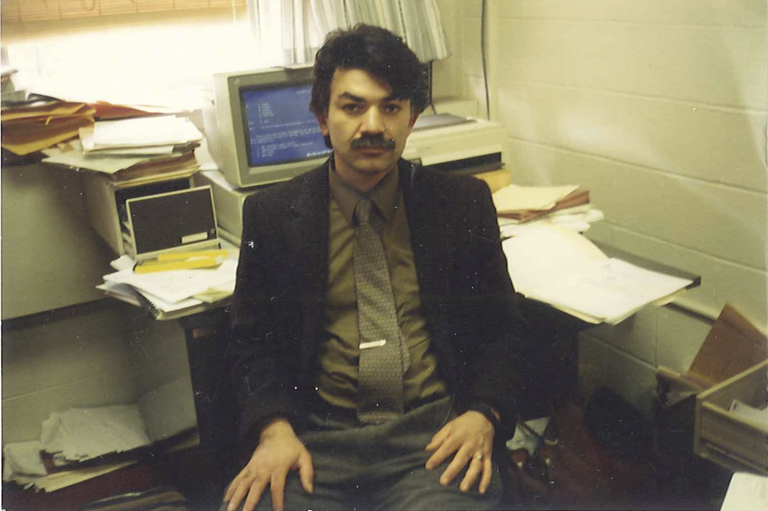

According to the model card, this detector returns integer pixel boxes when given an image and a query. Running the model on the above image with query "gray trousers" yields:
[223,396,503,511]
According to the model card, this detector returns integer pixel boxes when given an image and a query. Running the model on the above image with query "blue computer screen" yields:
[241,83,331,167]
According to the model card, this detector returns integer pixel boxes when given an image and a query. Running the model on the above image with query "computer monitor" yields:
[207,65,332,189]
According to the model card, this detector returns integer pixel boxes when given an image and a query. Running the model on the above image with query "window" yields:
[1,1,271,107]
[1,0,246,24]
[1,0,450,108]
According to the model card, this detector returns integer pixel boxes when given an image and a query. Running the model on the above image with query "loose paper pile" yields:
[98,252,237,320]
[1,95,177,158]
[493,184,603,236]
[1,100,96,156]
[502,225,693,324]
[43,115,203,185]
[3,379,197,492]
[494,184,581,212]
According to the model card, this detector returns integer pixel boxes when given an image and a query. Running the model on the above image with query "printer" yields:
[197,114,509,245]
[402,114,509,175]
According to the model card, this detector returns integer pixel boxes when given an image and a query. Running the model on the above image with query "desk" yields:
[170,241,702,437]
[177,306,231,450]
[597,242,701,290]
[176,305,234,499]
[515,241,703,417]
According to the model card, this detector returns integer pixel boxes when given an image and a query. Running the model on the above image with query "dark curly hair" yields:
[309,24,429,119]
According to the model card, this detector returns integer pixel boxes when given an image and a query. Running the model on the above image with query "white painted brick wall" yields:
[450,0,767,414]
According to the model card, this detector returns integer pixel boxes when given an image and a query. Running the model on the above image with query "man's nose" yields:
[361,107,385,134]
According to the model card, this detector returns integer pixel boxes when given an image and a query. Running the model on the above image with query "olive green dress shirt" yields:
[317,165,448,410]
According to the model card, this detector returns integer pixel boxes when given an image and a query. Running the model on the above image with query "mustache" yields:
[351,135,396,151]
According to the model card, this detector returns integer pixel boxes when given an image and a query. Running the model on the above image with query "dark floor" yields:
[503,400,732,510]
[2,399,732,511]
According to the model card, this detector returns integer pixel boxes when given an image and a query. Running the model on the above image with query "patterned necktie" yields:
[354,197,411,423]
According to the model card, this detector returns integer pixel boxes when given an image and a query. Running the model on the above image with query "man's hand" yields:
[424,411,496,494]
[224,419,314,511]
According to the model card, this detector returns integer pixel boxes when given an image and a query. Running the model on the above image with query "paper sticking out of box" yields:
[729,400,768,429]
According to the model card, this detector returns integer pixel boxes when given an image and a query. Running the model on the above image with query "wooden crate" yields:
[694,360,768,474]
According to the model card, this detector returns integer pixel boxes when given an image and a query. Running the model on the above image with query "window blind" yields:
[250,0,450,66]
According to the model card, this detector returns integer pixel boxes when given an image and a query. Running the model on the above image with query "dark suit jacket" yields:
[227,158,534,457]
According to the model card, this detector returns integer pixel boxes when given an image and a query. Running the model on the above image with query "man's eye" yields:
[342,104,362,112]
[382,104,401,114]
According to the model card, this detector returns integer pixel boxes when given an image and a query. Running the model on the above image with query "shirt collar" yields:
[328,157,400,226]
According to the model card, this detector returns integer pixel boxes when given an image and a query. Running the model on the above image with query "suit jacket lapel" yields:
[284,164,330,377]
[400,161,453,314]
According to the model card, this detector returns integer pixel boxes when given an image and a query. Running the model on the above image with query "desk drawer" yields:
[694,360,768,474]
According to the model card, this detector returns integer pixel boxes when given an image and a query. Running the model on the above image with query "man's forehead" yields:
[338,91,405,103]
[330,68,404,102]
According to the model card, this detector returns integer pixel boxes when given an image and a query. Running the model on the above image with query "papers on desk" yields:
[2,378,198,492]
[88,100,179,120]
[98,252,237,320]
[104,259,237,303]
[494,184,580,212]
[493,184,603,236]
[1,100,96,155]
[1,93,193,158]
[83,115,202,152]
[503,225,693,324]
[493,183,589,221]
[499,206,605,237]
[42,115,202,185]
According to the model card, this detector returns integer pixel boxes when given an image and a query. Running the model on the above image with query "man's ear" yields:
[316,112,329,137]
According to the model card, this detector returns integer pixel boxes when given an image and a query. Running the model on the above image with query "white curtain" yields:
[249,0,450,65]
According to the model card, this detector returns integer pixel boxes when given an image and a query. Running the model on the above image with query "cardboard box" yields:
[654,305,767,469]
[694,360,768,474]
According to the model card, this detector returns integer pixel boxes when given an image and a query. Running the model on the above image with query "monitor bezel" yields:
[217,65,330,188]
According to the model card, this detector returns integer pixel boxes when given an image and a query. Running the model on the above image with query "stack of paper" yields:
[42,115,203,185]
[493,184,579,213]
[88,100,178,120]
[492,184,603,236]
[2,379,198,492]
[502,225,693,325]
[98,252,237,320]
[1,100,96,156]
[84,115,202,150]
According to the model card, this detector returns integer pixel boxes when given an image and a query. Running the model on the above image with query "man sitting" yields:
[222,24,534,511]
